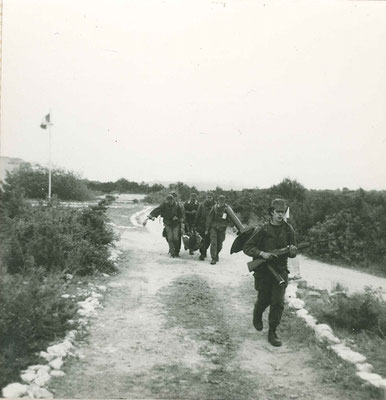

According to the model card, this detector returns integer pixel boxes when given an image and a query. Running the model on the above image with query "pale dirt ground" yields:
[297,255,386,298]
[48,200,368,400]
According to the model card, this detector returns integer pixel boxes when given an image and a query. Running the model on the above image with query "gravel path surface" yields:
[48,199,376,399]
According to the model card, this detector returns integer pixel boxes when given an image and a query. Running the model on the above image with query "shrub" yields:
[316,288,386,338]
[85,178,165,194]
[0,199,117,276]
[0,269,78,388]
[3,163,92,201]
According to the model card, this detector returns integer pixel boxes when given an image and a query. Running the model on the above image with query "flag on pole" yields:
[40,113,52,129]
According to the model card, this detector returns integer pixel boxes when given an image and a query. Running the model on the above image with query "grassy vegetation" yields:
[0,180,117,389]
[313,287,386,337]
[280,307,383,399]
[1,198,117,276]
[288,283,386,398]
[0,268,78,388]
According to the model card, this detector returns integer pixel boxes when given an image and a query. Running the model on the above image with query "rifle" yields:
[247,240,331,274]
[227,206,330,286]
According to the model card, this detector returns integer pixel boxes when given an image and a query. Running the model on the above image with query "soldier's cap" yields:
[218,195,226,201]
[191,193,198,197]
[166,194,174,201]
[170,191,178,198]
[270,198,287,212]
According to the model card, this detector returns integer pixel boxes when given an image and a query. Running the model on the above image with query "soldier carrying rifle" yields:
[243,198,297,347]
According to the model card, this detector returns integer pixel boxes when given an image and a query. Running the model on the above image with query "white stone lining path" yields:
[1,250,121,399]
[1,197,137,398]
[286,281,386,392]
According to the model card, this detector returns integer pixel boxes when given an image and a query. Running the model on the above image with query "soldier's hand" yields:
[142,218,148,227]
[289,245,297,257]
[260,251,278,260]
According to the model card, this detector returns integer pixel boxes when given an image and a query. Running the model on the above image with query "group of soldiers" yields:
[144,191,231,265]
[144,194,298,347]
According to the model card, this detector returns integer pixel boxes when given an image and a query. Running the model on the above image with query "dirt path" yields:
[297,255,386,297]
[49,203,353,399]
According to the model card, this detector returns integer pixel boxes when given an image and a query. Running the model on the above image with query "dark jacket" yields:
[243,221,296,271]
[195,200,214,230]
[206,204,231,231]
[149,202,184,227]
[184,200,199,226]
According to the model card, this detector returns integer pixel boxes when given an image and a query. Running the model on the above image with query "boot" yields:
[210,259,216,265]
[199,254,205,260]
[253,311,263,331]
[268,328,282,347]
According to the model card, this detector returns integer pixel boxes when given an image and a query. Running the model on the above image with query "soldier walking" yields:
[243,198,297,347]
[145,194,185,258]
[206,194,231,265]
[195,192,215,260]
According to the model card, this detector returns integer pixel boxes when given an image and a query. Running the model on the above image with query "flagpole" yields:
[48,109,52,200]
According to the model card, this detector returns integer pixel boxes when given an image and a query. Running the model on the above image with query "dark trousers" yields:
[253,269,288,329]
[209,228,226,260]
[164,225,180,256]
[197,228,210,257]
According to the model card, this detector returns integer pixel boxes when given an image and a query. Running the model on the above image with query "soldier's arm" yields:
[243,227,265,258]
[149,204,164,219]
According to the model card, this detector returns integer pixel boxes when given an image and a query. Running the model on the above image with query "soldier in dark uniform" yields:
[243,198,297,347]
[206,194,232,265]
[195,192,215,260]
[184,193,199,254]
[146,194,185,258]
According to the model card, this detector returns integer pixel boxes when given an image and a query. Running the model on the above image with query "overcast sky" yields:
[1,0,386,190]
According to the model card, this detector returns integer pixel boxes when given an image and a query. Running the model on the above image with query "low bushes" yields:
[0,185,117,389]
[1,199,117,276]
[298,284,386,383]
[0,270,78,389]
[3,163,93,201]
[314,287,386,338]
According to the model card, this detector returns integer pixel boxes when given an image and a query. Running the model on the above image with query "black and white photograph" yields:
[1,0,386,399]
